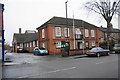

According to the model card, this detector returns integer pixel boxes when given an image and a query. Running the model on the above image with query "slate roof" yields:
[13,33,38,44]
[37,16,98,30]
[99,27,120,33]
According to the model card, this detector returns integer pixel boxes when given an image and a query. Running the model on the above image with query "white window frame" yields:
[55,27,61,37]
[85,42,89,48]
[56,42,61,48]
[24,43,26,47]
[30,42,32,47]
[20,43,23,48]
[85,29,89,37]
[27,43,29,47]
[91,30,95,37]
[33,41,35,47]
[42,43,45,48]
[91,41,95,46]
[64,28,69,37]
[42,29,45,38]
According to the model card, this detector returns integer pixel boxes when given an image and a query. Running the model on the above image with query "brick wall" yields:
[38,25,99,55]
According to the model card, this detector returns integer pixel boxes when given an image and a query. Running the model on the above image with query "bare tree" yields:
[85,0,120,49]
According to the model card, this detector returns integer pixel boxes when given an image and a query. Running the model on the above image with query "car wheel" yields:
[97,53,100,57]
[107,52,110,56]
[33,53,35,55]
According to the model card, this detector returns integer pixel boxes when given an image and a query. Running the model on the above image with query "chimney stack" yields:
[19,28,21,34]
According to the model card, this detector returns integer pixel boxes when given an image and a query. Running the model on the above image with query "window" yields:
[27,43,29,47]
[64,28,69,37]
[85,29,89,38]
[42,29,45,38]
[91,30,95,37]
[56,27,61,37]
[30,42,32,47]
[91,41,95,47]
[33,41,35,47]
[20,43,23,48]
[37,41,38,47]
[75,28,81,39]
[56,42,61,48]
[24,43,26,47]
[42,43,45,48]
[85,42,89,48]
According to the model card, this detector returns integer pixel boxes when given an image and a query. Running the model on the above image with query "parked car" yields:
[86,47,110,57]
[33,47,49,55]
[112,44,120,53]
[17,48,29,53]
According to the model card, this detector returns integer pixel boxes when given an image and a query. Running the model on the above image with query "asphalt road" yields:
[2,53,119,78]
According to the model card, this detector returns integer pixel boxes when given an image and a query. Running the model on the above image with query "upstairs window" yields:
[85,29,89,38]
[56,27,61,37]
[75,28,81,39]
[91,30,95,37]
[42,29,45,38]
[64,28,69,37]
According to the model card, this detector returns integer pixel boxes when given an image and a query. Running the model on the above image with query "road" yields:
[2,53,119,78]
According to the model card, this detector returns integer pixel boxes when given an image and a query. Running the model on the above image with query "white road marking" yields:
[18,67,76,78]
[96,62,105,64]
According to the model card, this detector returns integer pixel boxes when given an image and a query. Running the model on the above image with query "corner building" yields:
[37,16,100,55]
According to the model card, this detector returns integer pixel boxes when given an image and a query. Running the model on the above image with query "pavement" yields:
[3,53,87,66]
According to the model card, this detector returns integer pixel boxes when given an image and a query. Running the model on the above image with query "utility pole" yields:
[65,1,68,38]
[65,1,69,56]
[82,20,85,54]
[72,11,75,49]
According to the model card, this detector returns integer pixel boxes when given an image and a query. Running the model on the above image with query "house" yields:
[98,26,120,43]
[0,3,4,61]
[37,16,100,55]
[12,28,38,52]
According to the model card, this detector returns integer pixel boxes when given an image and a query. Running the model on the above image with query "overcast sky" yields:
[0,0,118,46]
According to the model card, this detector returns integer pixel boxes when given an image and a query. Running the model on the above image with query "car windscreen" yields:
[39,47,46,50]
[115,44,120,47]
[90,48,97,51]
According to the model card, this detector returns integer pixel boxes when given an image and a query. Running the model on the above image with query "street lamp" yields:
[65,1,68,38]
[65,1,69,56]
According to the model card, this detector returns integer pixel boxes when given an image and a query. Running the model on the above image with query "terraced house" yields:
[98,26,120,43]
[37,16,100,55]
[12,28,38,52]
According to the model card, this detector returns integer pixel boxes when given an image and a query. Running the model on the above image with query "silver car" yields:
[86,47,110,57]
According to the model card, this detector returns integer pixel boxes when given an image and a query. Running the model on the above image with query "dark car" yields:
[112,44,120,53]
[33,47,49,55]
[86,47,110,57]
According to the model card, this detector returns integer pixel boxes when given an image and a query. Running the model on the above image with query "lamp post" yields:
[65,1,68,38]
[82,20,85,54]
[65,1,69,56]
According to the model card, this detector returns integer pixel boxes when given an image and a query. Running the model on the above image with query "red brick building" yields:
[12,28,38,52]
[37,16,100,55]
[98,26,120,43]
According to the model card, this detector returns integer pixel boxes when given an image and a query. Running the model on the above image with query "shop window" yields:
[56,42,61,48]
